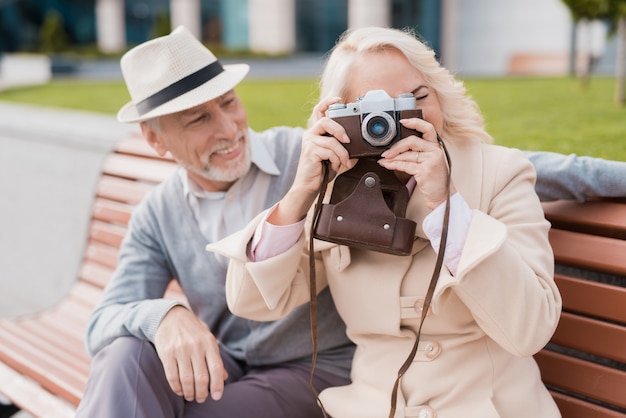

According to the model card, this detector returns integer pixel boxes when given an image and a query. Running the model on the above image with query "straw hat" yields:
[117,26,249,123]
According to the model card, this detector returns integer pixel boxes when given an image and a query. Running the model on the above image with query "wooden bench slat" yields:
[113,136,172,161]
[7,298,93,343]
[543,200,626,240]
[90,219,127,248]
[79,260,114,289]
[1,321,90,373]
[84,240,119,270]
[535,349,626,410]
[550,390,626,418]
[97,175,154,205]
[556,274,626,323]
[30,289,95,330]
[549,229,626,276]
[30,304,92,345]
[103,153,177,184]
[36,313,88,343]
[92,197,134,226]
[0,319,89,373]
[0,332,86,406]
[17,293,92,331]
[68,279,106,305]
[36,299,91,329]
[551,312,626,363]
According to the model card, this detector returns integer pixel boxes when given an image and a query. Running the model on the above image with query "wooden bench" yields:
[0,134,182,417]
[0,135,624,417]
[536,199,626,417]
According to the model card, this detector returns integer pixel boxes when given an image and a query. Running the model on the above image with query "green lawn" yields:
[1,76,624,160]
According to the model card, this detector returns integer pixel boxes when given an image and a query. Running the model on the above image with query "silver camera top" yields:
[327,90,416,117]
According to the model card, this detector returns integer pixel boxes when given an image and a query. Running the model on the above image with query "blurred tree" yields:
[562,0,626,104]
[152,11,171,39]
[561,0,609,86]
[607,0,626,104]
[562,0,609,20]
[38,9,69,54]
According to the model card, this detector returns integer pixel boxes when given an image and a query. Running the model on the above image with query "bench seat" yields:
[0,135,180,417]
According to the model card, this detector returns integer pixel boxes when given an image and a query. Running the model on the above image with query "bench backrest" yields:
[536,199,626,418]
[0,135,179,409]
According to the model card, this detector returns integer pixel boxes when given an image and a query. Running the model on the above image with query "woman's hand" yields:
[378,117,456,210]
[267,97,353,226]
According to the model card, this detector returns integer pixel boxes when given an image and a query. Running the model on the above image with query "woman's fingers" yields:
[308,96,344,127]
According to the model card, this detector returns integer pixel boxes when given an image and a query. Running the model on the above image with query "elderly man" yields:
[75,26,354,418]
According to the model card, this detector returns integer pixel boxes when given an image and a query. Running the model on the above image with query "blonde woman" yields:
[209,26,562,418]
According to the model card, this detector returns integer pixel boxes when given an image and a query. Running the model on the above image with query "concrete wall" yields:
[0,102,137,319]
[442,0,573,76]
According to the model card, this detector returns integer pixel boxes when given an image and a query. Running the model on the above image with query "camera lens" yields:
[370,120,387,136]
[361,112,397,147]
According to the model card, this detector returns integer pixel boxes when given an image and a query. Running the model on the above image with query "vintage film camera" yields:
[312,90,422,256]
[326,89,423,158]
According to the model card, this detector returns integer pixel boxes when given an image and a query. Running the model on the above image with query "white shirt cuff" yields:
[422,192,472,276]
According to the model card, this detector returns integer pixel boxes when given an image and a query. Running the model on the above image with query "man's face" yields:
[144,90,250,191]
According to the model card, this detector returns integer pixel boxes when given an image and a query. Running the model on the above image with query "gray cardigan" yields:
[85,126,355,378]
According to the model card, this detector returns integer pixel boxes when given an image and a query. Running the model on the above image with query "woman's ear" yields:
[141,121,168,157]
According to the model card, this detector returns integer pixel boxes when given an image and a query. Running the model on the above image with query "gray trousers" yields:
[75,337,349,418]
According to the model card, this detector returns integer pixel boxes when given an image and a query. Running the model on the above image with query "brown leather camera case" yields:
[313,159,416,256]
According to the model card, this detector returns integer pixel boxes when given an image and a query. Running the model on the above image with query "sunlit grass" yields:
[1,76,624,160]
[464,77,626,159]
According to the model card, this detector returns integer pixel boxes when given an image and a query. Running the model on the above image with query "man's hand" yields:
[154,306,228,403]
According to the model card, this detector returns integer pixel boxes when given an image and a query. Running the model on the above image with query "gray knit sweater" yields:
[84,126,355,379]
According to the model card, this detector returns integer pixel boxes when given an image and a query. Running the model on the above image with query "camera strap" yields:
[307,160,333,417]
[387,135,451,418]
[307,134,452,418]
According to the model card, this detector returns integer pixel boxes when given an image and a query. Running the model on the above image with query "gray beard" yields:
[185,138,252,183]
[187,154,252,183]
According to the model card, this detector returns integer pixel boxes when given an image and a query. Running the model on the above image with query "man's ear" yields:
[141,121,168,157]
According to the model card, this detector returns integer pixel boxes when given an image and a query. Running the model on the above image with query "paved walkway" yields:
[56,53,326,81]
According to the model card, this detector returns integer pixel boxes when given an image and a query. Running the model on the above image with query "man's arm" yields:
[526,151,626,202]
[85,197,226,403]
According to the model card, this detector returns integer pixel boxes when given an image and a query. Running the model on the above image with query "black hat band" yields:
[136,60,225,116]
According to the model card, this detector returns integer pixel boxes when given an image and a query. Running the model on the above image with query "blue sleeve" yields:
[525,151,626,202]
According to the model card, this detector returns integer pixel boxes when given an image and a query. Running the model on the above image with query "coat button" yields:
[417,405,436,418]
[413,299,432,316]
[424,341,441,359]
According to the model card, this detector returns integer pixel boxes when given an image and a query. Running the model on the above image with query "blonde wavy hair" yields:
[319,26,493,144]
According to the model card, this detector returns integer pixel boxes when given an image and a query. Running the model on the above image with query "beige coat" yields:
[208,138,562,418]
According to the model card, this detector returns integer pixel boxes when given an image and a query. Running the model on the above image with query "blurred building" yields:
[0,0,616,76]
